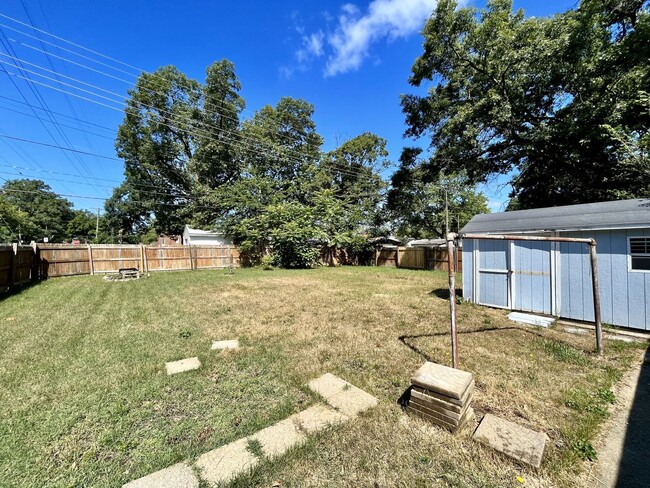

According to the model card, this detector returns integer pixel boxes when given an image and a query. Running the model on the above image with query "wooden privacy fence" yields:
[0,244,35,291]
[37,244,240,278]
[375,246,462,272]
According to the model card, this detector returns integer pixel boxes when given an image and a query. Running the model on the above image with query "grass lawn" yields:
[0,267,645,487]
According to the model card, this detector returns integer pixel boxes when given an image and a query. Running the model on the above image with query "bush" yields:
[260,255,274,270]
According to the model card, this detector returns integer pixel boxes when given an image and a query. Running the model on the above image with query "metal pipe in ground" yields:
[589,242,604,355]
[446,233,459,368]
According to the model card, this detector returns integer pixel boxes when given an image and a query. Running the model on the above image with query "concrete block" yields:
[409,406,474,432]
[472,413,546,468]
[411,362,473,400]
[122,462,198,488]
[411,382,474,407]
[165,357,201,375]
[195,437,259,486]
[292,404,348,434]
[410,387,473,415]
[308,373,378,417]
[252,417,307,459]
[409,397,462,422]
[211,339,239,350]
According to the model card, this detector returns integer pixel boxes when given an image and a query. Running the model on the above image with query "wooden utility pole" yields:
[446,233,459,368]
[444,188,449,237]
[95,208,100,242]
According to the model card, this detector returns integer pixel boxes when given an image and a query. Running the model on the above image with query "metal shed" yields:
[460,199,650,330]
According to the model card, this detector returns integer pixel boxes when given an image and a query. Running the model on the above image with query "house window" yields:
[630,237,650,271]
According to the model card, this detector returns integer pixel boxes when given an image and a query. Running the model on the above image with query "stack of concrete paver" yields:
[407,361,475,433]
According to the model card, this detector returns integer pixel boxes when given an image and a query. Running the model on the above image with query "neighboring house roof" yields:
[183,225,226,237]
[407,238,447,248]
[460,198,650,234]
[369,236,401,245]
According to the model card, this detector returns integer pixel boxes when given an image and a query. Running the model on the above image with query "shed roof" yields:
[460,198,650,234]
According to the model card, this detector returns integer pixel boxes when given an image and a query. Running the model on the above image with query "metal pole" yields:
[589,241,603,355]
[461,233,594,244]
[446,232,459,368]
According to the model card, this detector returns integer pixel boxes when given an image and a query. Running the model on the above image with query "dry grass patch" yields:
[0,267,644,487]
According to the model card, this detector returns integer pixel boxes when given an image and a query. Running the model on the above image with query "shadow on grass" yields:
[397,325,585,363]
[429,288,462,300]
[0,280,40,303]
[615,346,650,487]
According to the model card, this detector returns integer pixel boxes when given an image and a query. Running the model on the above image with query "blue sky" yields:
[0,0,576,213]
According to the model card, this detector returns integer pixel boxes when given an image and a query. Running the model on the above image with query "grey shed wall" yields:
[462,228,650,330]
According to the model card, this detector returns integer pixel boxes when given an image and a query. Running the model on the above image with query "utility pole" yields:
[95,208,100,242]
[444,187,449,236]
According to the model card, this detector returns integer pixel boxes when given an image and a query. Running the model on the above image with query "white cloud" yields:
[296,31,325,63]
[324,0,441,77]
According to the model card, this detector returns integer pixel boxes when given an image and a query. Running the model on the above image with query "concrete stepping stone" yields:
[211,339,239,351]
[195,437,259,486]
[292,404,349,433]
[308,373,378,417]
[508,311,555,327]
[251,416,308,459]
[472,413,546,468]
[122,462,198,488]
[165,357,201,375]
[411,362,472,400]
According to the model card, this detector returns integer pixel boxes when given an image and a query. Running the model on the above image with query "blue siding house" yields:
[460,199,650,331]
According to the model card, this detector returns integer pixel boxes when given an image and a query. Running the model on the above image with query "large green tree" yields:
[214,97,325,266]
[212,99,389,267]
[0,194,29,243]
[114,60,245,235]
[402,0,650,209]
[321,132,389,232]
[388,148,490,238]
[0,179,75,243]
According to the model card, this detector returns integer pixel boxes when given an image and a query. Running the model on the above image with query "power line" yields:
[2,29,377,178]
[0,134,120,160]
[22,0,103,173]
[0,102,113,140]
[0,94,114,132]
[0,26,104,194]
[2,69,373,181]
[1,69,372,180]
[0,13,389,187]
[0,162,187,193]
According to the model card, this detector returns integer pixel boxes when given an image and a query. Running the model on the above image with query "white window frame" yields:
[628,236,650,273]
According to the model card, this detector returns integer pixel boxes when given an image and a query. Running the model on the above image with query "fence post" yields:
[142,245,149,273]
[88,244,94,275]
[9,243,17,288]
[396,246,400,268]
[139,244,145,272]
[188,245,194,270]
[31,241,38,282]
